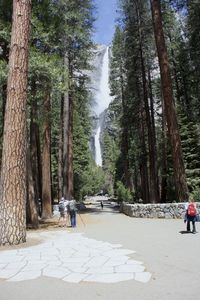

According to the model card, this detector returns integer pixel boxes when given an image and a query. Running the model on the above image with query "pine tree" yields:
[0,0,32,245]
[150,0,188,201]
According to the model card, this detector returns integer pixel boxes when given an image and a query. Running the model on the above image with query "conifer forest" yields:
[0,0,200,245]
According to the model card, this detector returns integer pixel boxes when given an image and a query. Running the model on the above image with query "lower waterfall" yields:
[95,125,102,166]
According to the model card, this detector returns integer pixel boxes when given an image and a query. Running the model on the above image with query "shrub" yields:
[115,181,133,203]
[191,189,200,202]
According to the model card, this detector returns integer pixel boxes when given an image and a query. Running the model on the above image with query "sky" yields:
[92,0,118,46]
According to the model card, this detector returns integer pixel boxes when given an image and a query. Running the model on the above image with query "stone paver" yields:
[0,230,151,284]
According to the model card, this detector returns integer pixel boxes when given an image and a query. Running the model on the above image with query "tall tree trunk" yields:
[41,89,52,219]
[139,110,150,203]
[30,80,42,215]
[148,68,160,202]
[58,96,63,200]
[0,0,31,245]
[66,90,74,199]
[121,121,131,189]
[26,147,39,228]
[133,163,139,197]
[160,99,168,203]
[136,1,159,203]
[62,53,74,200]
[63,54,70,199]
[136,78,150,203]
[120,72,132,190]
[150,0,188,201]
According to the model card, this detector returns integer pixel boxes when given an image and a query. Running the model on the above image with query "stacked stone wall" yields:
[121,202,200,219]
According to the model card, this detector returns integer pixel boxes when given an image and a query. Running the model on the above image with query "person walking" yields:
[58,197,66,227]
[185,197,197,233]
[64,199,70,227]
[68,199,77,227]
[100,201,104,210]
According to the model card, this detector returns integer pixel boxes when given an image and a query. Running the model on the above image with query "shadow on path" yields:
[179,230,194,234]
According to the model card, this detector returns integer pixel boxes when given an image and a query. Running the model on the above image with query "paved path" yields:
[0,196,200,300]
[0,231,150,284]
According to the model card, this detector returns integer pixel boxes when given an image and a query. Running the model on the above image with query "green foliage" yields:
[107,0,200,204]
[178,112,200,192]
[102,130,120,195]
[29,0,95,201]
[74,155,105,200]
[0,59,7,81]
[103,26,125,194]
[1,0,200,205]
[191,189,200,202]
[110,0,157,201]
[72,76,106,200]
[77,163,105,200]
[115,181,133,203]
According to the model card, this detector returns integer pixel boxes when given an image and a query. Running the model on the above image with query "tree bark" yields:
[139,110,150,204]
[62,53,74,200]
[26,147,39,228]
[135,0,160,203]
[66,90,74,199]
[58,96,63,200]
[41,89,52,219]
[160,98,168,203]
[120,69,132,190]
[63,54,70,199]
[0,0,31,245]
[30,80,42,215]
[150,0,188,201]
[148,68,160,202]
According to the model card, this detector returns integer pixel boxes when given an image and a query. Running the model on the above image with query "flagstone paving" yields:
[0,230,151,283]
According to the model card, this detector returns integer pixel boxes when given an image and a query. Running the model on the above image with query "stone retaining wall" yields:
[121,202,200,219]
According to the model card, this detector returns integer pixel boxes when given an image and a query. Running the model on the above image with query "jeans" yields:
[187,215,196,232]
[70,211,76,227]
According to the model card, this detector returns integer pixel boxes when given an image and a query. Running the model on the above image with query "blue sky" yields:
[92,0,118,46]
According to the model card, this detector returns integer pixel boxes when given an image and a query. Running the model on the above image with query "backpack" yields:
[68,200,77,213]
[187,203,196,216]
[59,202,65,213]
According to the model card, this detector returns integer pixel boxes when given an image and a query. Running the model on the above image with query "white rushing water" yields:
[95,126,102,166]
[94,46,112,167]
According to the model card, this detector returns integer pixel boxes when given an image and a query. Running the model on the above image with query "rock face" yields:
[101,101,121,139]
[121,202,200,219]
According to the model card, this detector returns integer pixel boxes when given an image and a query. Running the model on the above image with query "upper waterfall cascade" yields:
[92,46,112,166]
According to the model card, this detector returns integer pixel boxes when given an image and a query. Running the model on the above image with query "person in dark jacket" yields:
[184,198,197,233]
[100,201,103,210]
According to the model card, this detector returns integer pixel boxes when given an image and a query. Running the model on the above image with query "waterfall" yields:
[95,126,102,166]
[94,46,112,166]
